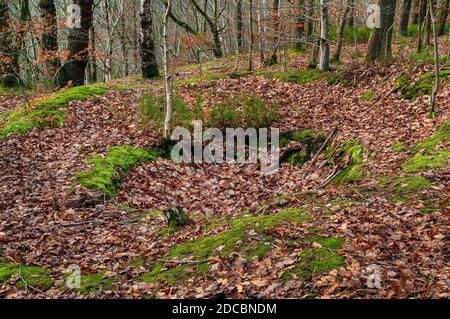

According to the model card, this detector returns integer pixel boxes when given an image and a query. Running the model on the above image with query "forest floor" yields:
[0,42,449,299]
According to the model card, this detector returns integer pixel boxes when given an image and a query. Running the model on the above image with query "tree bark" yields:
[429,0,440,116]
[0,0,19,86]
[295,0,305,50]
[58,0,94,87]
[163,0,173,140]
[332,0,351,62]
[236,0,243,51]
[398,0,413,36]
[248,0,254,71]
[141,0,159,78]
[319,0,330,71]
[366,0,397,62]
[438,0,449,36]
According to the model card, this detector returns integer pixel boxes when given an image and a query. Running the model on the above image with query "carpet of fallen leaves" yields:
[0,47,449,299]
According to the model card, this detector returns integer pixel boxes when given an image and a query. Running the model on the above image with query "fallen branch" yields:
[17,268,46,295]
[316,169,342,190]
[302,127,339,178]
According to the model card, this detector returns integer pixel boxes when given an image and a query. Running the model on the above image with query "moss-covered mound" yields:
[329,140,367,184]
[404,119,450,172]
[396,70,450,100]
[0,84,113,141]
[76,145,164,196]
[0,258,53,288]
[142,209,311,284]
[282,237,345,280]
[280,130,327,166]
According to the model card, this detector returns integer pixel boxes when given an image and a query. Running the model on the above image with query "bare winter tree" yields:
[141,0,160,78]
[58,0,95,87]
[398,0,413,36]
[163,0,174,139]
[319,0,330,71]
[366,0,397,62]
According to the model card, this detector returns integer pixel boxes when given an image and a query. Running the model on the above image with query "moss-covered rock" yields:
[329,140,367,184]
[404,119,450,172]
[76,145,164,196]
[142,209,310,284]
[396,70,450,100]
[0,260,53,288]
[280,130,327,167]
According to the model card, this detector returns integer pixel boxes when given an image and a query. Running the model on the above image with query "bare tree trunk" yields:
[163,0,173,140]
[438,0,450,36]
[417,0,426,51]
[366,0,397,62]
[248,0,254,71]
[58,0,94,87]
[424,2,431,46]
[295,0,305,50]
[266,0,280,65]
[0,0,18,87]
[430,0,440,116]
[332,0,351,62]
[399,0,413,36]
[236,0,243,51]
[319,0,330,71]
[346,0,355,28]
[141,0,159,78]
[87,26,97,84]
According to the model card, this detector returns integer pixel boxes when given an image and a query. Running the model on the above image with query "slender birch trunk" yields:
[163,0,174,139]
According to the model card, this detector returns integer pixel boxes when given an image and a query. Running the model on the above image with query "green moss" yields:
[142,209,310,284]
[396,70,450,100]
[280,130,327,167]
[361,91,375,101]
[262,69,325,84]
[404,119,450,172]
[129,257,146,268]
[76,145,163,196]
[74,272,114,295]
[0,84,116,141]
[282,237,345,280]
[176,73,226,86]
[0,261,53,288]
[329,140,366,184]
[392,141,407,152]
[404,150,450,172]
[379,176,432,192]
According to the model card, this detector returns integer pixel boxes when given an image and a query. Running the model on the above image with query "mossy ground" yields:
[392,141,407,152]
[61,271,114,295]
[379,176,432,192]
[0,84,122,141]
[0,259,53,288]
[142,209,311,284]
[76,145,164,196]
[404,119,450,172]
[361,91,375,101]
[282,237,345,280]
[396,70,450,100]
